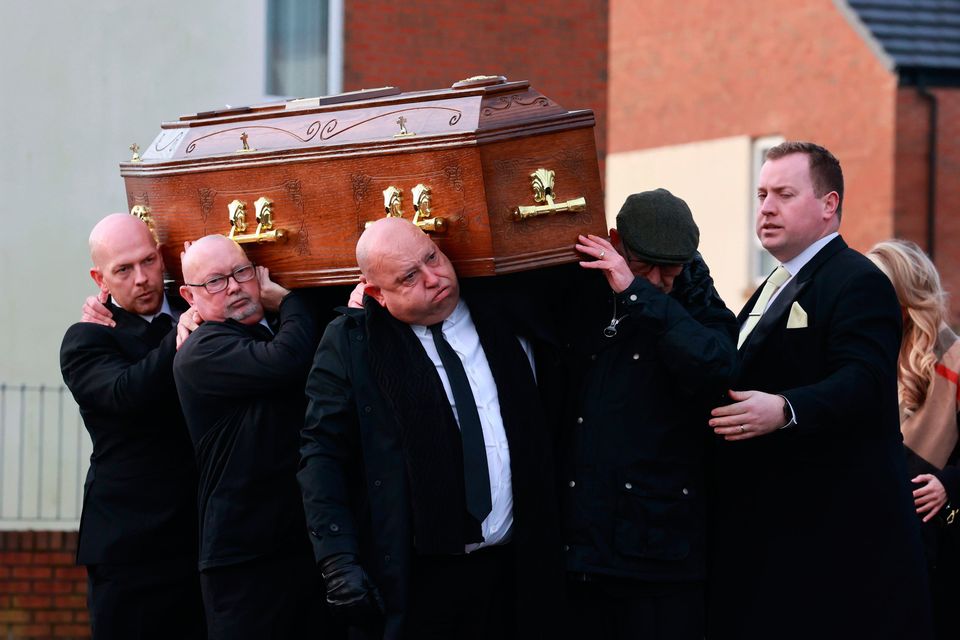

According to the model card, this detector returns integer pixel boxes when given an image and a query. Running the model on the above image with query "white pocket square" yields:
[786,302,808,329]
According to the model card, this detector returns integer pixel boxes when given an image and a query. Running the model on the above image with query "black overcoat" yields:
[710,236,933,639]
[298,298,563,640]
[173,293,319,570]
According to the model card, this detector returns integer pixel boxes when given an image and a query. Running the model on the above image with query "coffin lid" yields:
[123,76,593,174]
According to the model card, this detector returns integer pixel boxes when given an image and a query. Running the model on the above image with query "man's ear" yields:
[180,284,194,306]
[363,283,386,307]
[822,191,840,219]
[90,267,107,293]
[609,228,621,246]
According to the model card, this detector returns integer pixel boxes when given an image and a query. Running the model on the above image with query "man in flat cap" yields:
[559,189,737,639]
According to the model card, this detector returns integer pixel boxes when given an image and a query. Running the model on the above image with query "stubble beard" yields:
[225,296,262,323]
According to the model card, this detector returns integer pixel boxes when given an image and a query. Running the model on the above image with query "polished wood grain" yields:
[121,78,605,288]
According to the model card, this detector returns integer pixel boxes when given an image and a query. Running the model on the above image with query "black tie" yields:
[148,312,172,344]
[429,322,492,524]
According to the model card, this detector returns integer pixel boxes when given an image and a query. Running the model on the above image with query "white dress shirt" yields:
[766,232,839,310]
[752,232,838,428]
[124,294,175,323]
[410,299,535,552]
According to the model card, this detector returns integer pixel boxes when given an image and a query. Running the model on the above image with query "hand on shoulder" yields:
[257,266,291,312]
[81,291,114,327]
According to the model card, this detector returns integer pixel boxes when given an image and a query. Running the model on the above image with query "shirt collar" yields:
[782,232,839,277]
[114,294,173,323]
[410,298,468,337]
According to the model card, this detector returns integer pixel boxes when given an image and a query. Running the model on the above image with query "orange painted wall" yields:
[608,0,899,253]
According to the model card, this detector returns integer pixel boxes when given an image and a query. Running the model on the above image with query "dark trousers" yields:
[930,528,960,640]
[404,544,516,640]
[200,552,339,640]
[86,559,205,640]
[564,575,704,640]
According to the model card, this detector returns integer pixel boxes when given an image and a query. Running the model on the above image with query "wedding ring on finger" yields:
[738,425,745,434]
[599,250,606,259]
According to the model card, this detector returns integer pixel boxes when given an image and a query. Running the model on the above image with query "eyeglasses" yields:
[185,264,256,294]
[621,245,684,276]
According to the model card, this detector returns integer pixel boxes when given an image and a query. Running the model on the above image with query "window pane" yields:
[266,0,329,97]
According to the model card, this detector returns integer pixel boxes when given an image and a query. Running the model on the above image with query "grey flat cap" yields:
[615,189,699,265]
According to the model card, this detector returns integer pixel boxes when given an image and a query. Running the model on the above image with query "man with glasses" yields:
[559,190,737,639]
[60,213,205,640]
[173,234,332,639]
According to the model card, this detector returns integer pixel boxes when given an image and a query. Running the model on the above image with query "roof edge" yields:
[833,0,896,73]
[899,68,960,89]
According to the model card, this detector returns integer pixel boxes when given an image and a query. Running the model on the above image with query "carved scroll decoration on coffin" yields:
[482,94,551,117]
[126,191,150,211]
[184,106,465,156]
[352,174,373,214]
[318,106,462,141]
[185,122,322,154]
[285,181,310,256]
[443,165,465,192]
[155,131,187,154]
[198,188,215,232]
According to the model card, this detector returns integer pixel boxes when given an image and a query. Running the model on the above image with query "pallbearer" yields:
[60,213,205,640]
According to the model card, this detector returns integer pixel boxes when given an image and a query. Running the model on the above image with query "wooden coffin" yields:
[120,75,605,287]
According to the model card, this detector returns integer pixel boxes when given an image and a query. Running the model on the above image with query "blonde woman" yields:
[868,239,959,638]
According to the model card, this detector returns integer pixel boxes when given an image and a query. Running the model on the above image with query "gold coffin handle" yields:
[227,198,285,244]
[412,184,445,233]
[130,205,158,242]
[364,185,445,233]
[513,168,587,221]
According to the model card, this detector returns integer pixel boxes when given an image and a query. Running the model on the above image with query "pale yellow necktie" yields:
[738,265,791,349]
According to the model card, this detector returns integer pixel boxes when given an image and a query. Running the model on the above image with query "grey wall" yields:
[0,0,270,385]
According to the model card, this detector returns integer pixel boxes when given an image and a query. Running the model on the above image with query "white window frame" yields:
[265,0,344,98]
[750,135,784,282]
[327,0,344,95]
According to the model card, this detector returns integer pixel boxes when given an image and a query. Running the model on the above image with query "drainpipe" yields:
[916,79,938,260]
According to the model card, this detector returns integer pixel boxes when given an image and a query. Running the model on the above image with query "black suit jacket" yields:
[710,236,932,639]
[298,296,563,640]
[60,298,199,566]
[173,293,319,571]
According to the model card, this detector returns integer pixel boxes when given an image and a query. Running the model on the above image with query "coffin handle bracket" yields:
[227,198,286,244]
[513,168,586,221]
[130,205,158,242]
[412,184,446,233]
[366,186,444,233]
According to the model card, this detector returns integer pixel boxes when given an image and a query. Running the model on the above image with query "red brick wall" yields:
[0,532,89,640]
[894,87,960,325]
[608,0,898,253]
[342,0,609,171]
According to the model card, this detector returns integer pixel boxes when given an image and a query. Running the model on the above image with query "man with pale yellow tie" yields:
[706,142,933,640]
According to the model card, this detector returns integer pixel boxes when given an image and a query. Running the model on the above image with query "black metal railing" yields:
[0,383,88,527]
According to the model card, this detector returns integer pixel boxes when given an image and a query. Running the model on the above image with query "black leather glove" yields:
[320,552,385,621]
[671,252,716,306]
